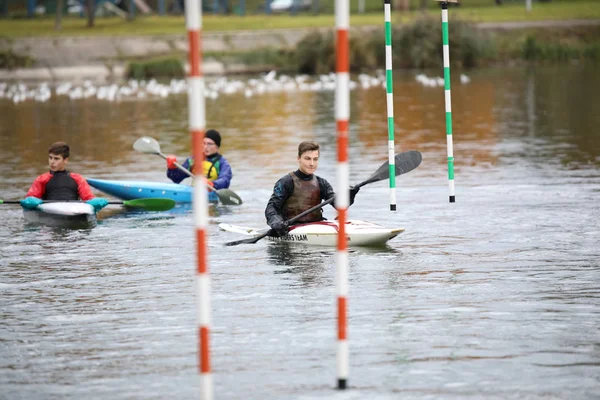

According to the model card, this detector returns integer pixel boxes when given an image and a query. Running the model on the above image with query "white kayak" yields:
[23,202,97,229]
[219,220,405,247]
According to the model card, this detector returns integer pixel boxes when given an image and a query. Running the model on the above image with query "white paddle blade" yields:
[133,136,162,155]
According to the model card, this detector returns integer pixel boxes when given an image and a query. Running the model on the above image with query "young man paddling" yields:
[165,129,233,203]
[265,141,359,237]
[21,142,108,211]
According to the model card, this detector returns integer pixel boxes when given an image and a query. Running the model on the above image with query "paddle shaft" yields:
[240,197,336,244]
[223,150,423,246]
[156,150,223,195]
[1,198,175,211]
[1,200,98,205]
[161,150,246,201]
[227,179,364,246]
[285,151,421,221]
[133,136,243,205]
[2,200,150,205]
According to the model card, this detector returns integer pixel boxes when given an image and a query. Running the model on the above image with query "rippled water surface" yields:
[1,64,599,399]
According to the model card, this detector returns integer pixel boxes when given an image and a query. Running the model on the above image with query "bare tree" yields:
[420,0,428,12]
[87,0,95,27]
[55,0,63,30]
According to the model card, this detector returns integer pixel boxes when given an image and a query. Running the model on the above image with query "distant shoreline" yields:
[1,19,598,82]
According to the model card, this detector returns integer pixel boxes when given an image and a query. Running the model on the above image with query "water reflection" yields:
[268,242,330,267]
[268,243,332,287]
[1,64,600,399]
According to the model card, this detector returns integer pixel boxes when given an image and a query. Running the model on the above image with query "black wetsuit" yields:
[265,169,335,229]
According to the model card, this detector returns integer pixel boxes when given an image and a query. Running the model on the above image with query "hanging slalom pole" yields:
[334,0,350,390]
[383,0,396,211]
[438,0,458,203]
[185,0,212,399]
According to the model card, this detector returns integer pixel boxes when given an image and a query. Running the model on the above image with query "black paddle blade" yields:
[224,230,272,246]
[222,150,422,247]
[357,150,422,188]
[216,189,243,206]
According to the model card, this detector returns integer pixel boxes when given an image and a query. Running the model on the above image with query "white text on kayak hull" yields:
[219,220,404,247]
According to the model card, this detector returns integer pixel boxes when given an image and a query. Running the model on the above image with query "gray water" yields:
[1,64,599,399]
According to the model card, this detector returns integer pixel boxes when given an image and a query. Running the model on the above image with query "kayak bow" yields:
[23,202,97,229]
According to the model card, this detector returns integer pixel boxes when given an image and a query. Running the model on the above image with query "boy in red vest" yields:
[21,142,108,211]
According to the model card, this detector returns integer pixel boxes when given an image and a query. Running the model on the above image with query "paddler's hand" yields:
[86,198,109,212]
[20,196,43,210]
[166,155,178,170]
[271,220,289,237]
[205,179,214,188]
[349,185,360,205]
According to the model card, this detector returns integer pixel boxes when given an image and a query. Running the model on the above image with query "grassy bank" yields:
[0,0,599,37]
[124,20,600,79]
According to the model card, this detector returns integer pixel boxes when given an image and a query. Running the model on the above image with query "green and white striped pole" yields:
[439,0,458,203]
[384,0,396,211]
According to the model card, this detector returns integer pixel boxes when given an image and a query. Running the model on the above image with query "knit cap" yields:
[205,129,221,147]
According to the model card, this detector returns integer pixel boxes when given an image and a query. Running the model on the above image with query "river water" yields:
[1,64,599,399]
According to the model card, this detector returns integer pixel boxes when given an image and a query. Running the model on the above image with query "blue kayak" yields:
[87,178,217,203]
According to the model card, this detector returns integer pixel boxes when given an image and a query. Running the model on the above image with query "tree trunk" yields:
[128,0,134,20]
[55,0,63,30]
[420,0,428,12]
[87,0,95,28]
[393,0,409,11]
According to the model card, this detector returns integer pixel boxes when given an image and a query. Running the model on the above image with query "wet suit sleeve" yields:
[71,173,95,201]
[212,156,232,190]
[317,176,356,208]
[25,173,51,199]
[167,157,193,184]
[317,177,336,207]
[265,174,295,228]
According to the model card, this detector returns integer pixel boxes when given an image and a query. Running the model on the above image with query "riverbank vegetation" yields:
[229,20,600,74]
[126,56,184,79]
[0,0,599,37]
[124,19,599,78]
[0,49,34,69]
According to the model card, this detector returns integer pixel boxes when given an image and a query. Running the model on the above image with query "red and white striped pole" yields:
[185,1,211,399]
[334,0,350,390]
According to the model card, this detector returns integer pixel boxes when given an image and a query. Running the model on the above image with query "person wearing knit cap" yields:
[204,129,221,147]
[165,129,233,203]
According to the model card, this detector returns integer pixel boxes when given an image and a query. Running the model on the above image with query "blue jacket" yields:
[166,154,233,190]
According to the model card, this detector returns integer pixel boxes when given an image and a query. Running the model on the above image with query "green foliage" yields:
[294,29,379,74]
[0,49,34,69]
[237,48,295,68]
[386,16,490,69]
[126,57,184,79]
[523,35,539,60]
[295,16,490,74]
[294,31,335,74]
[205,47,296,72]
[583,44,600,60]
[523,34,600,61]
[292,18,599,74]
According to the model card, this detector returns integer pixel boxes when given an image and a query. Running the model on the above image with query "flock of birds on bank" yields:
[0,71,470,105]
